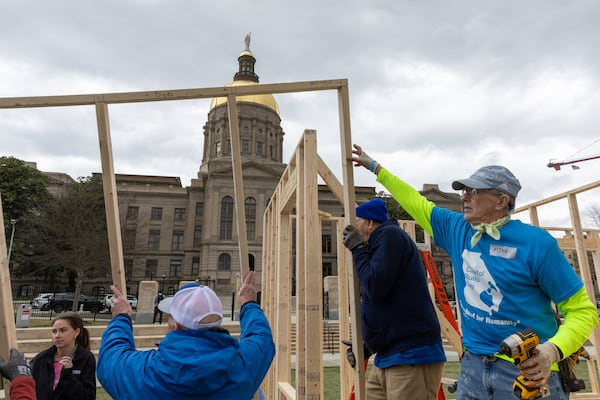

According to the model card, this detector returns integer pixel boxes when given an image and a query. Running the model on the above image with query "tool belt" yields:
[553,309,588,393]
[558,347,587,393]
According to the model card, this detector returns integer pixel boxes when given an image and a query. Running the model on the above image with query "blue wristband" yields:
[369,160,376,171]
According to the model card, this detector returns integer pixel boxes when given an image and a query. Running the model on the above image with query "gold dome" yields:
[209,79,280,115]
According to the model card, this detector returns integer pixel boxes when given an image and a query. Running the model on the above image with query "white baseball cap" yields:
[157,283,223,329]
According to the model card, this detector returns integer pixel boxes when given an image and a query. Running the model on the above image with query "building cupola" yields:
[234,33,259,82]
[208,33,279,114]
[201,34,285,173]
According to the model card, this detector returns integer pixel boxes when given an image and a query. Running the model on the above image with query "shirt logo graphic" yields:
[462,250,503,316]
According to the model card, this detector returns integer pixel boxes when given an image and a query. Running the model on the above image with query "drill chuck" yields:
[498,327,539,365]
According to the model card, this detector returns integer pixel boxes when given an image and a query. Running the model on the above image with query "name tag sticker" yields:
[489,245,517,259]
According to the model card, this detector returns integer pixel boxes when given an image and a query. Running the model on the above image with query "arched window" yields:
[245,197,256,240]
[220,196,234,239]
[218,253,232,271]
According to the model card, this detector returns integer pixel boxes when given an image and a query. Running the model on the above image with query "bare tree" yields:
[588,206,600,228]
[22,175,110,310]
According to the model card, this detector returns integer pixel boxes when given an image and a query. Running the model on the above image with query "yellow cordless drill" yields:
[498,328,551,399]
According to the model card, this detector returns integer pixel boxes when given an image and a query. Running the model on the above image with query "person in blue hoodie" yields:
[97,271,274,400]
[343,198,446,400]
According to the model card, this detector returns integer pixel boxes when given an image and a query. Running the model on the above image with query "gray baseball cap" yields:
[452,165,521,197]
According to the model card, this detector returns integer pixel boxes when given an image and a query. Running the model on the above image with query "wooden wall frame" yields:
[513,180,600,398]
[262,130,360,399]
[0,79,366,399]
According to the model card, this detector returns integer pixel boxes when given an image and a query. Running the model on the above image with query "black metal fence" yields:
[12,300,113,323]
[11,277,219,323]
[13,287,120,322]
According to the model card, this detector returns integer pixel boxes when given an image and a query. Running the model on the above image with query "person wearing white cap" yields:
[97,271,274,400]
[349,144,597,400]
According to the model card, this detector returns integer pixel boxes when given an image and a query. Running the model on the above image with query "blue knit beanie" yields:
[356,198,388,223]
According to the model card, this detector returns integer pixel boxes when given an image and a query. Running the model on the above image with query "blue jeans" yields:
[457,351,568,400]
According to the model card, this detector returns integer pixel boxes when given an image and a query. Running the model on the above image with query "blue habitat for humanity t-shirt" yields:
[430,207,582,355]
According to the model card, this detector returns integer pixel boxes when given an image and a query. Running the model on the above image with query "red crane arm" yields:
[547,154,600,170]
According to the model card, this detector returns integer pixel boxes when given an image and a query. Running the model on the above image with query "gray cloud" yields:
[1,0,599,227]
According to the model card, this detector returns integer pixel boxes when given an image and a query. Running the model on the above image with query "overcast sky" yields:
[1,1,599,227]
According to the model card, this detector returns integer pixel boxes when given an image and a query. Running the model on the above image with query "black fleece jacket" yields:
[31,344,96,400]
[351,218,442,357]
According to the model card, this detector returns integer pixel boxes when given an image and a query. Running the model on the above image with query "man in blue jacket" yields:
[97,271,274,400]
[343,198,446,399]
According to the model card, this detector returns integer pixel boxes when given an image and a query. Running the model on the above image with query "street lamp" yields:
[7,219,16,269]
[161,273,166,293]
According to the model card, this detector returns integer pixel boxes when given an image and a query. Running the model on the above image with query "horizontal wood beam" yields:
[514,180,600,213]
[0,79,348,109]
[277,382,296,400]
